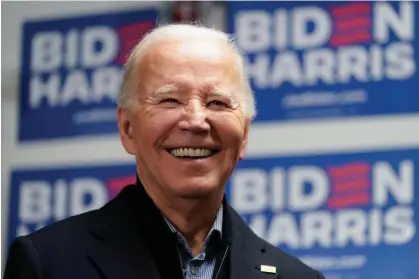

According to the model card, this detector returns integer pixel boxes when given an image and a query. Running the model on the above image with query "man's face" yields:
[118,38,249,200]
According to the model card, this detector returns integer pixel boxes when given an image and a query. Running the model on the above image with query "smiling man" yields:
[4,24,325,279]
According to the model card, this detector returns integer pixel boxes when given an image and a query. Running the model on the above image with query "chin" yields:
[171,181,220,200]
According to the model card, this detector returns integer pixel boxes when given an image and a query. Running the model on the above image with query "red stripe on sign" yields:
[328,162,370,178]
[116,21,155,64]
[330,188,369,198]
[330,31,371,46]
[107,175,137,198]
[119,21,154,35]
[330,3,371,17]
[335,17,371,30]
[333,178,370,191]
[327,194,370,209]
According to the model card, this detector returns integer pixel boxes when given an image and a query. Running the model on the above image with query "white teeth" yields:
[170,148,213,158]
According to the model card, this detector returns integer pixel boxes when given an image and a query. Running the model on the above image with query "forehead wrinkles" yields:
[137,40,244,103]
[150,39,236,72]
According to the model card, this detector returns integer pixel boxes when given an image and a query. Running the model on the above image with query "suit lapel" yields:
[229,237,279,279]
[227,207,280,279]
[87,232,161,279]
[86,184,184,279]
[86,186,162,279]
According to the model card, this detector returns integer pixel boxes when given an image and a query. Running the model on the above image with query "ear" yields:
[239,120,250,160]
[117,106,136,155]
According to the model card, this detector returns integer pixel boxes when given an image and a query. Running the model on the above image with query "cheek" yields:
[211,113,246,147]
[133,108,181,146]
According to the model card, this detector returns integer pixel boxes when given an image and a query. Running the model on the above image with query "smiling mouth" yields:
[166,148,220,159]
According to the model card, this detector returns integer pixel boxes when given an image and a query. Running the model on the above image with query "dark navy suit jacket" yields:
[3,179,325,279]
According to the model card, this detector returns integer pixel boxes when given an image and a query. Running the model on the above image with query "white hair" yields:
[117,23,257,120]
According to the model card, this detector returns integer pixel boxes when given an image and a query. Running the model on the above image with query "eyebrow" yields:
[210,88,238,103]
[154,84,178,97]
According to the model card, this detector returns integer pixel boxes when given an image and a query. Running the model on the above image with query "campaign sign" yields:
[19,10,158,141]
[226,149,419,279]
[7,164,137,247]
[227,1,419,122]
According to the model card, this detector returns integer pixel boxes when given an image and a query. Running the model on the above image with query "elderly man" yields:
[4,24,325,279]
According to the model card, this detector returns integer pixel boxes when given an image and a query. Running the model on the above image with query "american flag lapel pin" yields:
[260,265,277,274]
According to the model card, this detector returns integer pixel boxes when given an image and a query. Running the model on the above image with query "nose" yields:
[178,99,210,132]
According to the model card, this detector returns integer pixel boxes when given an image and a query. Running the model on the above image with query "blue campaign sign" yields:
[225,149,419,279]
[19,9,158,141]
[7,163,136,247]
[227,1,419,122]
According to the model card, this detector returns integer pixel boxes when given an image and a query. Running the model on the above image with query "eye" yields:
[161,98,180,104]
[208,100,227,108]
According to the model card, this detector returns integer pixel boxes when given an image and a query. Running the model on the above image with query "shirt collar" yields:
[165,204,223,234]
[163,204,223,250]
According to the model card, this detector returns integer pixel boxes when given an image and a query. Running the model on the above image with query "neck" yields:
[163,199,222,255]
[140,178,223,256]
